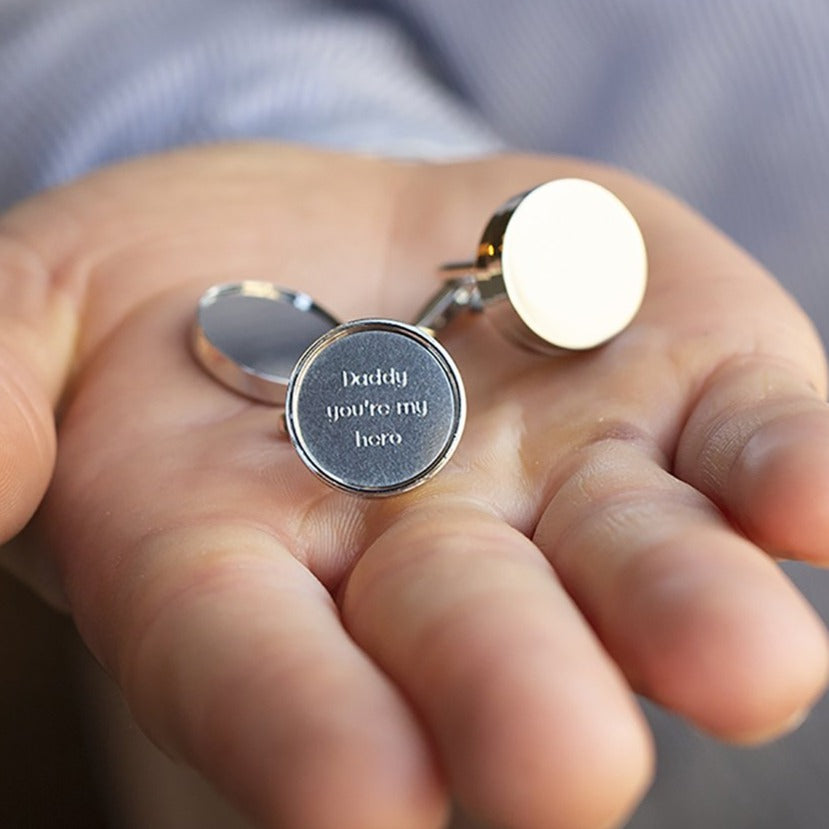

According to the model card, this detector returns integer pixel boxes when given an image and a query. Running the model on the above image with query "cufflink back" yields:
[415,178,647,352]
[193,281,339,404]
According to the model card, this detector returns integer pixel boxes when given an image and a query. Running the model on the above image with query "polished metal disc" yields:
[415,178,647,353]
[499,178,647,350]
[192,281,339,404]
[285,320,466,496]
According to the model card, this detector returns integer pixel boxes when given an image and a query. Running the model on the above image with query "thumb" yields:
[0,198,80,601]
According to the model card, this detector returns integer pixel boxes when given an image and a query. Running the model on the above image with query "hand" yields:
[1,145,828,829]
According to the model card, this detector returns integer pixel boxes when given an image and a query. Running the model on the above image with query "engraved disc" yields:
[193,281,339,404]
[285,320,466,496]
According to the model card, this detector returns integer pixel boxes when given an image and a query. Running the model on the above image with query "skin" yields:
[1,144,829,829]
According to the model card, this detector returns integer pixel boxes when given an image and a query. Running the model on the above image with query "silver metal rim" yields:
[285,319,467,496]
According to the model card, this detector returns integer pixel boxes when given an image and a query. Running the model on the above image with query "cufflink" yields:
[191,179,642,496]
[415,178,647,352]
[284,319,464,496]
[193,282,465,497]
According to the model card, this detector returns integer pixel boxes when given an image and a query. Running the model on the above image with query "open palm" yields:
[2,146,828,829]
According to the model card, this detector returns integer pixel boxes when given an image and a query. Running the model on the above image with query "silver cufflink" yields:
[415,178,647,352]
[284,319,465,496]
[191,178,646,497]
[193,282,465,497]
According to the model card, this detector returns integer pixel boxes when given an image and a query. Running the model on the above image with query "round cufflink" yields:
[192,282,466,497]
[285,320,465,496]
[415,178,647,352]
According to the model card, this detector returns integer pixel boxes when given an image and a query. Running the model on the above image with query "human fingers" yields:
[36,291,446,829]
[342,502,653,829]
[533,437,828,743]
[449,157,829,738]
[675,356,829,563]
[619,162,829,566]
[0,145,404,603]
[0,205,80,599]
[95,525,446,829]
